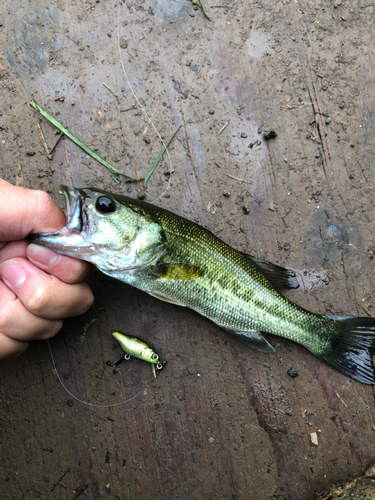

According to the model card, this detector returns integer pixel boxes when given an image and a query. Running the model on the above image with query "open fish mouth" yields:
[27,185,89,251]
[60,185,84,233]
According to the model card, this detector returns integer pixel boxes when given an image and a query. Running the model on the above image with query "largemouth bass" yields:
[29,186,375,384]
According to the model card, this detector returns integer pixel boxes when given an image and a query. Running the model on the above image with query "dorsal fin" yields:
[241,254,299,291]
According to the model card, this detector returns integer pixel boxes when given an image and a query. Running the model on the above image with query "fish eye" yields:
[96,196,116,214]
[152,353,159,361]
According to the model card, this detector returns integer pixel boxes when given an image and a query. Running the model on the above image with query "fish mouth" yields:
[60,185,83,233]
[28,185,88,248]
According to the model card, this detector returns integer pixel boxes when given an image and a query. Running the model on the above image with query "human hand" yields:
[0,179,94,358]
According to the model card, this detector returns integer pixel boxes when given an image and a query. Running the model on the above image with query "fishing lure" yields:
[107,331,166,377]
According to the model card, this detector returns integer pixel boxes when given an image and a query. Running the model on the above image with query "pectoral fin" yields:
[225,329,275,353]
[157,263,204,281]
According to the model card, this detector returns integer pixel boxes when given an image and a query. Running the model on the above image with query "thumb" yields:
[0,179,66,241]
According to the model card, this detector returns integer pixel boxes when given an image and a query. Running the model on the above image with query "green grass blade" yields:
[144,126,180,187]
[193,0,211,20]
[30,100,139,181]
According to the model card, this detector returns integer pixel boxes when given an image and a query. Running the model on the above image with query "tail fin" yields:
[317,315,375,385]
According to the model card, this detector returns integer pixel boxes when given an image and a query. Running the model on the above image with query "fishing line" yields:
[45,3,174,408]
[117,1,173,203]
[48,339,146,408]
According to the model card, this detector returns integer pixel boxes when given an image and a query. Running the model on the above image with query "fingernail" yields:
[28,244,60,267]
[0,260,27,287]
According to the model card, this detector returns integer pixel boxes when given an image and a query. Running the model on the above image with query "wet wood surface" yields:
[1,1,375,499]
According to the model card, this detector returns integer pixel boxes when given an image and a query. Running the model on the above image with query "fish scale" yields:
[29,186,375,385]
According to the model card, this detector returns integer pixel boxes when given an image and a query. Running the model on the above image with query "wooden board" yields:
[1,1,375,499]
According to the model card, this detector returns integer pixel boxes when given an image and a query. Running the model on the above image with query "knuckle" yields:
[65,259,86,283]
[75,285,94,315]
[80,283,94,313]
[10,340,29,358]
[0,332,28,359]
[45,319,63,338]
[34,190,56,217]
[13,346,29,358]
[0,300,17,331]
[54,319,63,334]
[85,288,95,310]
[28,284,50,315]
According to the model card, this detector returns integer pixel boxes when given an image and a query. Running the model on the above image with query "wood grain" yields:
[0,1,375,499]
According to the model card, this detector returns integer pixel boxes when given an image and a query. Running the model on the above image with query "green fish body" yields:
[29,186,375,384]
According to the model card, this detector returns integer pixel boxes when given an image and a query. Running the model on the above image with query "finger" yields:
[0,240,29,264]
[0,258,94,320]
[0,281,63,341]
[0,241,93,284]
[0,179,66,241]
[27,243,93,284]
[0,332,28,359]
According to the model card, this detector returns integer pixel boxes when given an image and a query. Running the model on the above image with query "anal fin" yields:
[225,329,275,353]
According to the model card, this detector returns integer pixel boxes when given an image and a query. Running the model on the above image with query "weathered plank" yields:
[1,1,375,499]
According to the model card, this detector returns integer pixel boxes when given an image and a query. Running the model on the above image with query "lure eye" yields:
[96,196,116,214]
[152,353,159,361]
